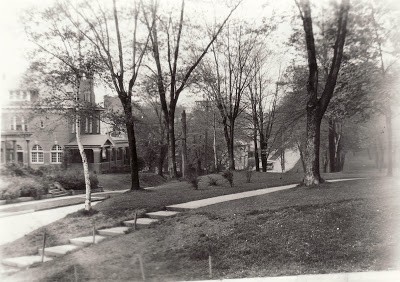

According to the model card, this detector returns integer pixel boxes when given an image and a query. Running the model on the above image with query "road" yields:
[0,202,99,246]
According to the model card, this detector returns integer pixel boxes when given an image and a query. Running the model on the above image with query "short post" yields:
[133,211,138,231]
[208,255,212,278]
[74,265,78,282]
[41,231,47,263]
[138,255,145,281]
[92,221,96,244]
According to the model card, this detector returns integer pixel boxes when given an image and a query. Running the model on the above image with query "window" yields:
[51,145,63,163]
[10,116,25,131]
[31,145,44,163]
[88,119,93,133]
[85,117,89,133]
[10,116,16,130]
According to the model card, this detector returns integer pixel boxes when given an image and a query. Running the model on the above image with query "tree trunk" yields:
[157,144,167,176]
[323,149,328,173]
[121,99,141,190]
[181,110,188,178]
[280,149,285,172]
[126,121,141,190]
[253,126,260,172]
[167,113,178,178]
[260,134,267,172]
[303,106,323,185]
[297,142,306,173]
[228,119,235,170]
[76,117,91,211]
[213,112,218,172]
[386,105,393,176]
[328,118,336,172]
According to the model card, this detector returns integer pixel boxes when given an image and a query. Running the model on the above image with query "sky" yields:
[0,0,295,104]
[0,0,399,107]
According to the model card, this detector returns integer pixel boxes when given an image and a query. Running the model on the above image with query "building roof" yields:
[65,135,116,148]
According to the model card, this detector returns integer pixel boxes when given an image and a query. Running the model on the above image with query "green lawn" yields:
[2,170,397,281]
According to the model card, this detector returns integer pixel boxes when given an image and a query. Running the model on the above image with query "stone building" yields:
[0,78,129,173]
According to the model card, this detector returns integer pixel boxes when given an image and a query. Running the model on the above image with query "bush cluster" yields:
[0,164,99,200]
[0,177,48,200]
[222,170,234,187]
[50,170,98,190]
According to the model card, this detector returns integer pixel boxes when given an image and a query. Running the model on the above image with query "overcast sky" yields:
[0,0,398,106]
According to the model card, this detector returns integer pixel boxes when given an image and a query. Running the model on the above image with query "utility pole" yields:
[181,110,188,178]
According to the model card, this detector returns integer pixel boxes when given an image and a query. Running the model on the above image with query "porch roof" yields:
[65,134,115,148]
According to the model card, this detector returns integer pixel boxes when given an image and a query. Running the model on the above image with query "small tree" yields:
[23,4,105,210]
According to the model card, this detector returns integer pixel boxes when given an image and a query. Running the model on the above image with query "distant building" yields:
[0,78,129,173]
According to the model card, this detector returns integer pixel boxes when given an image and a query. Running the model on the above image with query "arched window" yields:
[51,145,63,163]
[31,145,44,163]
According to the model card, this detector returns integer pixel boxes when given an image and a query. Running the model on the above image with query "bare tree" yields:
[60,0,153,189]
[142,0,240,177]
[200,24,259,170]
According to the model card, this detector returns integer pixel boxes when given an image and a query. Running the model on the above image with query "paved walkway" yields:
[167,178,366,211]
[0,202,100,245]
[167,184,298,210]
[190,270,400,282]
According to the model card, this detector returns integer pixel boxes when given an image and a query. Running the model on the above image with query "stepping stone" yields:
[124,218,158,227]
[2,256,52,268]
[97,226,130,236]
[146,211,180,219]
[38,244,82,257]
[69,235,107,247]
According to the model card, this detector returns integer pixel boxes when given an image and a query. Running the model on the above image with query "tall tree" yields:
[59,0,153,189]
[295,0,350,185]
[142,0,240,177]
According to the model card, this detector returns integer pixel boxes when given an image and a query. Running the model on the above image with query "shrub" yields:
[0,180,20,200]
[0,163,26,176]
[222,170,234,187]
[208,176,219,186]
[18,178,48,199]
[0,177,48,200]
[197,174,226,188]
[246,170,253,183]
[187,173,199,190]
[51,170,98,190]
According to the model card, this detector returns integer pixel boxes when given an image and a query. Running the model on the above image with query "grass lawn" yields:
[1,170,395,281]
[3,176,399,281]
[97,172,166,191]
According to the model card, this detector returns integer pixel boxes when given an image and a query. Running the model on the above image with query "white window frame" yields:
[51,145,63,164]
[31,145,44,164]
